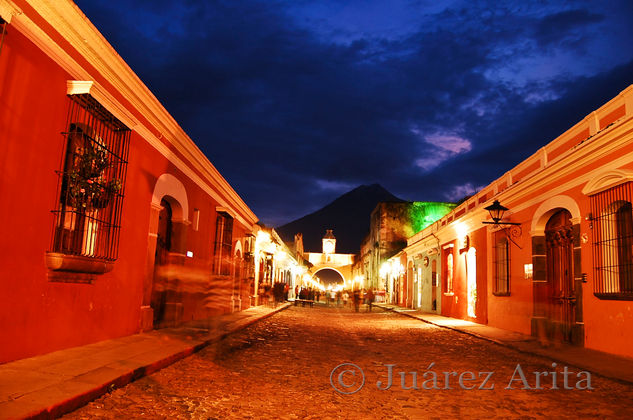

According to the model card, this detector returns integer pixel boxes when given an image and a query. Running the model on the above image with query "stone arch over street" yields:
[306,255,354,286]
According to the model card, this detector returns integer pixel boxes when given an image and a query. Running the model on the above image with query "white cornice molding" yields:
[64,80,254,229]
[0,0,21,23]
[474,84,633,208]
[135,121,253,229]
[498,121,633,211]
[14,0,258,226]
[408,120,633,248]
[406,87,633,251]
[67,80,138,129]
[216,206,235,218]
[9,5,90,78]
[581,169,633,196]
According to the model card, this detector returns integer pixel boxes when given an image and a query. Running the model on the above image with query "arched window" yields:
[590,182,633,299]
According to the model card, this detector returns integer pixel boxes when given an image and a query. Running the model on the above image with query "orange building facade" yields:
[403,85,633,358]
[0,1,263,364]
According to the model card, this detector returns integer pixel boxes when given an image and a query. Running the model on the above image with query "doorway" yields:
[151,199,172,327]
[544,209,575,342]
[431,260,438,312]
[466,248,477,318]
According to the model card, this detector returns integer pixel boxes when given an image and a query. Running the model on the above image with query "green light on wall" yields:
[409,202,456,233]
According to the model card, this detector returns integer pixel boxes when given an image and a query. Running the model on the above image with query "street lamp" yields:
[482,200,520,226]
[482,200,522,248]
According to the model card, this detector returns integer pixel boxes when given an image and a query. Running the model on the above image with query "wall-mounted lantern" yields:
[482,200,520,226]
[482,200,522,248]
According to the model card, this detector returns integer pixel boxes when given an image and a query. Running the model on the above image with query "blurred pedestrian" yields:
[353,290,361,312]
[366,288,375,312]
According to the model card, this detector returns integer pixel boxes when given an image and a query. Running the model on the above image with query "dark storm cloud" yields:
[76,0,633,225]
[533,10,604,48]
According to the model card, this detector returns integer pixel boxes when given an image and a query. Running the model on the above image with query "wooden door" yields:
[545,210,574,342]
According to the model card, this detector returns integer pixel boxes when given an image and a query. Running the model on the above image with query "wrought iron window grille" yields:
[590,181,633,300]
[492,232,510,296]
[48,94,130,268]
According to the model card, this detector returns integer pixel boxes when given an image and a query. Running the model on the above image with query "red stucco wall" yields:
[0,24,253,364]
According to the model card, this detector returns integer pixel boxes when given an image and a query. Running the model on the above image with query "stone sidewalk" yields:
[375,303,633,385]
[0,303,290,420]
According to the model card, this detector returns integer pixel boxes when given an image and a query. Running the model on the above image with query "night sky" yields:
[76,0,633,227]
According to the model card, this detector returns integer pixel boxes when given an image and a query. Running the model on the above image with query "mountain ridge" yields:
[275,184,404,254]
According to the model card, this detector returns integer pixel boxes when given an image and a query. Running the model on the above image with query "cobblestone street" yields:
[63,305,633,419]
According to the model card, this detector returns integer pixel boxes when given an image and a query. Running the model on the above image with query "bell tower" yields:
[322,229,336,254]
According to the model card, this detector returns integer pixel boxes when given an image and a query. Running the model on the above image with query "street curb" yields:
[374,304,506,346]
[374,304,633,386]
[20,303,291,420]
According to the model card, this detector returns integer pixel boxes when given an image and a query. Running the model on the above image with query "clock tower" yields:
[322,229,336,254]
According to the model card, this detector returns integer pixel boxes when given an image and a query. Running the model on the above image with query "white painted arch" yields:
[234,239,243,257]
[152,173,189,222]
[530,195,581,235]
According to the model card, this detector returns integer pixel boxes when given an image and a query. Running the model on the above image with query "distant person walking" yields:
[353,290,361,312]
[366,288,375,312]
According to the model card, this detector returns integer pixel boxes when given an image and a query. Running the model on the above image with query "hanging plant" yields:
[66,145,122,210]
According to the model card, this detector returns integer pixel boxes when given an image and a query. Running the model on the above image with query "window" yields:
[590,181,633,299]
[214,212,233,275]
[48,94,129,273]
[493,231,510,295]
[445,252,454,293]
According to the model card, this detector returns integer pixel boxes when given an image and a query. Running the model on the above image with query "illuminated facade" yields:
[0,1,261,363]
[252,227,306,303]
[403,84,633,358]
[363,201,455,303]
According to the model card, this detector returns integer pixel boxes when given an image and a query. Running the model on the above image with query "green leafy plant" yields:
[67,145,122,210]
